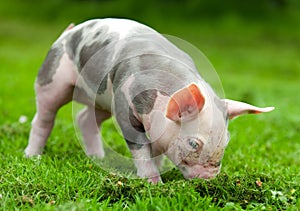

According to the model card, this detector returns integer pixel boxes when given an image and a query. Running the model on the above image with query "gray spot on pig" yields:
[126,140,144,150]
[93,31,101,39]
[79,26,111,70]
[66,29,83,60]
[79,42,102,70]
[93,25,109,39]
[73,86,92,105]
[110,55,168,93]
[109,62,124,90]
[113,87,147,150]
[132,89,157,114]
[97,73,108,95]
[37,44,64,86]
[129,107,145,133]
[77,34,119,95]
[86,20,98,29]
[93,29,104,39]
[79,39,112,69]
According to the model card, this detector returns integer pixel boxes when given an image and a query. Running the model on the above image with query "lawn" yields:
[0,1,299,210]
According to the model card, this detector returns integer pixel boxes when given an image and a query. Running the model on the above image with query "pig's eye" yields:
[187,138,200,150]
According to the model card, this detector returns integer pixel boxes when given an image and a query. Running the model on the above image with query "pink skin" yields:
[25,52,110,158]
[178,163,221,179]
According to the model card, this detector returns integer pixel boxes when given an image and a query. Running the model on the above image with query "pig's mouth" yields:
[178,162,221,180]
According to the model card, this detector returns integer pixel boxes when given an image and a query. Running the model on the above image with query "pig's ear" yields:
[166,84,205,122]
[223,99,274,120]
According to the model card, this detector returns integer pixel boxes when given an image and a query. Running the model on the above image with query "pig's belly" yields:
[73,74,113,112]
[94,88,113,112]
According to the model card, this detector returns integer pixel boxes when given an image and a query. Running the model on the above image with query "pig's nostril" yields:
[197,174,214,180]
[182,160,188,165]
[207,161,221,167]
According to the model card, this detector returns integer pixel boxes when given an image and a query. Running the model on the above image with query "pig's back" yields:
[57,19,200,110]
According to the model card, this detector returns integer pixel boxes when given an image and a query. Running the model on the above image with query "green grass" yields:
[1,1,300,210]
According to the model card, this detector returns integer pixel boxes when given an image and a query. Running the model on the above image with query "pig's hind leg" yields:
[25,51,76,157]
[76,107,111,158]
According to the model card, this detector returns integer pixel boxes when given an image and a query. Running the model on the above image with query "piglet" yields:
[25,19,274,183]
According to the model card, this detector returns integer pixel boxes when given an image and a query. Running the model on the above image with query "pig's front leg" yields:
[127,138,162,183]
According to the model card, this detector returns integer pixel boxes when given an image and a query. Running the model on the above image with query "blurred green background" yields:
[1,0,300,160]
[1,0,300,124]
[0,0,300,209]
[1,0,300,166]
[1,0,300,23]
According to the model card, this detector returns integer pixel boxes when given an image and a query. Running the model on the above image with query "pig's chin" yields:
[178,164,221,180]
[184,172,216,180]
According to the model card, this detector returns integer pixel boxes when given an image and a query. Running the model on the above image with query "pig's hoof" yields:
[86,150,105,159]
[24,147,42,157]
[147,175,162,184]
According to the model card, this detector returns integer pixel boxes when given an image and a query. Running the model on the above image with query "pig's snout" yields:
[178,162,221,180]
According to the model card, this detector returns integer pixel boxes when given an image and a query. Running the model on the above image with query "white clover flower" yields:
[19,115,28,124]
